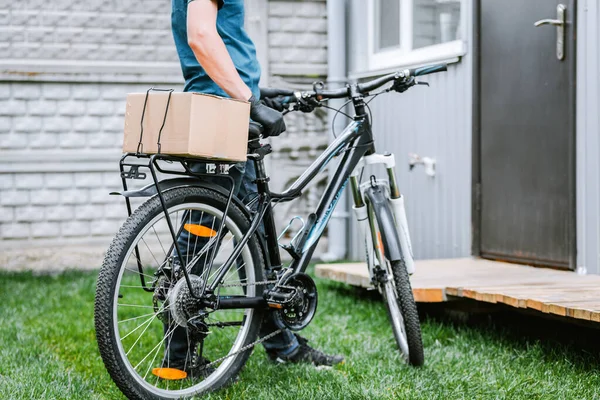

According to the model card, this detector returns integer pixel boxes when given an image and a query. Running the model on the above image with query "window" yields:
[368,0,466,72]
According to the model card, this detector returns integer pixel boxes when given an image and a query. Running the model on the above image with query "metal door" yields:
[476,0,576,269]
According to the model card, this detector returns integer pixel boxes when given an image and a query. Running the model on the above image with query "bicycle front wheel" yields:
[383,259,424,366]
[95,186,266,399]
[368,202,424,366]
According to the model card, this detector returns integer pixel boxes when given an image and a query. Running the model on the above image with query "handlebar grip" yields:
[259,87,295,99]
[281,96,294,105]
[409,63,448,77]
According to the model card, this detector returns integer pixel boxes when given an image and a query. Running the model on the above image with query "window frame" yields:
[366,0,467,71]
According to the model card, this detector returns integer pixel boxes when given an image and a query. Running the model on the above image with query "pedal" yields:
[269,273,318,331]
[264,285,298,308]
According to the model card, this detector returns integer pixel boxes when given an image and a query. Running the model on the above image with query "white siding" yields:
[347,0,473,261]
[576,0,600,274]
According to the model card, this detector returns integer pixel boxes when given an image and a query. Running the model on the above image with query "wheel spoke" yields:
[142,238,162,269]
[152,225,167,256]
[136,322,178,372]
[119,312,157,324]
[119,284,152,289]
[118,303,156,309]
[125,313,158,356]
[191,212,204,270]
[103,193,261,396]
[200,217,218,280]
[120,305,165,341]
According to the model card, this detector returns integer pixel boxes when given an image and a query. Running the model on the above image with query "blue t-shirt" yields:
[171,0,261,98]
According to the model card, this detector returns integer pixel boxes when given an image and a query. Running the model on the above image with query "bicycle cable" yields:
[321,100,353,138]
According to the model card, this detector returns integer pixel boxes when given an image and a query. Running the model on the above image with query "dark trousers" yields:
[165,160,299,364]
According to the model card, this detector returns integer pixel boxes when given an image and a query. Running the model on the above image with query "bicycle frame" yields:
[207,114,375,293]
[114,99,380,306]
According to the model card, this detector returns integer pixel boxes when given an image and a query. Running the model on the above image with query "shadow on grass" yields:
[421,302,600,373]
[322,277,600,374]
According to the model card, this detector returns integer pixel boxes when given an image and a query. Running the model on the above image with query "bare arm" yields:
[187,0,252,101]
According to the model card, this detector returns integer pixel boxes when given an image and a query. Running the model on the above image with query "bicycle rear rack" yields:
[116,152,237,298]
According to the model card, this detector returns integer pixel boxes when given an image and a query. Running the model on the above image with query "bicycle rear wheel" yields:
[368,202,424,366]
[95,186,265,399]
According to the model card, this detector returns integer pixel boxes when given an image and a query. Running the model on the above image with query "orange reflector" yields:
[152,368,188,380]
[377,231,385,255]
[268,302,283,309]
[184,224,217,237]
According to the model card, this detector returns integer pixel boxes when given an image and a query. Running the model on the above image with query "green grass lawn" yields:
[1,269,600,400]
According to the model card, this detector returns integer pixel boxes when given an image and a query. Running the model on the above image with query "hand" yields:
[260,95,288,112]
[249,95,286,137]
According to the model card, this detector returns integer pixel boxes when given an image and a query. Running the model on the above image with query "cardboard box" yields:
[123,91,250,162]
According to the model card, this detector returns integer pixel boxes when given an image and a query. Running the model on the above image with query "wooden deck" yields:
[315,258,600,323]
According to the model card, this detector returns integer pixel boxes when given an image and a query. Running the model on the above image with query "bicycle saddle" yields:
[249,121,263,138]
[248,121,264,151]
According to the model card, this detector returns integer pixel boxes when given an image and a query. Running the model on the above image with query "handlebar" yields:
[259,87,294,99]
[357,63,448,94]
[261,62,448,107]
[409,64,448,77]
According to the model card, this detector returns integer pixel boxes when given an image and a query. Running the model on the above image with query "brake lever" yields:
[416,81,429,87]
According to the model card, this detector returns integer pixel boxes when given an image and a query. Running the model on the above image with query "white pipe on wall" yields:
[321,0,349,262]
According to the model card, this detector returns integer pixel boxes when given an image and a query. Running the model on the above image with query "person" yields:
[164,0,344,374]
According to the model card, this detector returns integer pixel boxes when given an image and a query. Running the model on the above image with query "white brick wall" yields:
[0,0,330,270]
[0,1,177,63]
[0,82,155,156]
[0,81,167,250]
[268,0,328,76]
[266,0,330,237]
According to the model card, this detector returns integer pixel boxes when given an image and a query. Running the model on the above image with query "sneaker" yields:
[267,334,345,367]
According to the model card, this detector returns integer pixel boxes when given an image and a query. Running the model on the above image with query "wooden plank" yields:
[413,288,446,303]
[568,308,592,320]
[314,258,600,324]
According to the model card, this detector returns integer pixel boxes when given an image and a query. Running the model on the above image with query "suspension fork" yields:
[350,152,415,275]
[351,175,387,283]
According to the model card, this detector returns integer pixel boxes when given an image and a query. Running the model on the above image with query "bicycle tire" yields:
[95,186,266,399]
[388,259,424,366]
[369,201,424,366]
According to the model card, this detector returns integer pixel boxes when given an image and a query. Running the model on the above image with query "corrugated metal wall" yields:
[346,0,473,261]
[576,0,600,275]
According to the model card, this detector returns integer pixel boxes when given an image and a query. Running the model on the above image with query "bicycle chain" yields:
[199,278,282,370]
[201,327,284,370]
[218,279,278,288]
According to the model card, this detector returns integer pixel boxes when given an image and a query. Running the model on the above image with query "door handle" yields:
[534,4,566,60]
[534,19,563,27]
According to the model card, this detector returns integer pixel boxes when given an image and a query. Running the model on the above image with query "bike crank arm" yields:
[208,293,298,310]
[212,296,268,310]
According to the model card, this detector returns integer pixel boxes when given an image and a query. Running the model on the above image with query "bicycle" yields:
[94,63,447,399]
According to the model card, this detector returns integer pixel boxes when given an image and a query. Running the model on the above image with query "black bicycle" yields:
[94,63,447,399]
